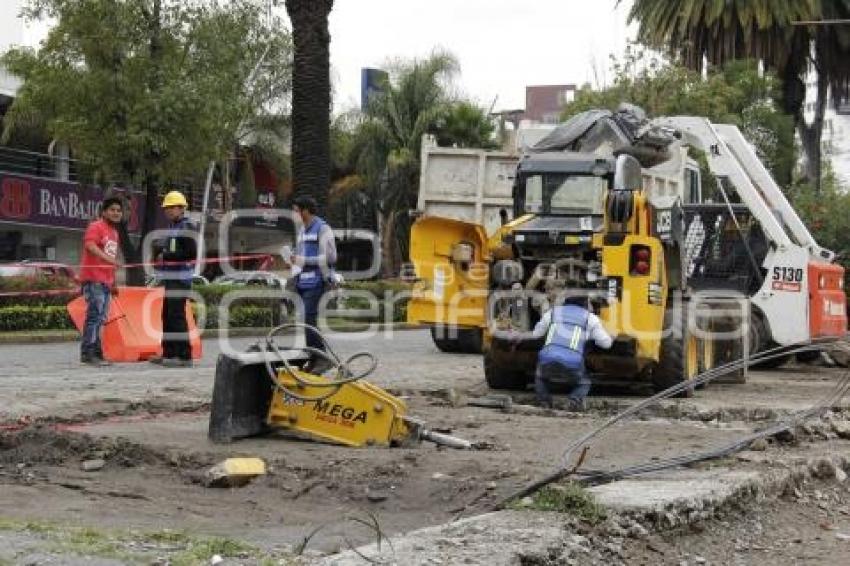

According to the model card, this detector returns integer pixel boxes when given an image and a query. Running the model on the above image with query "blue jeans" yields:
[534,361,591,406]
[298,284,325,353]
[81,282,111,358]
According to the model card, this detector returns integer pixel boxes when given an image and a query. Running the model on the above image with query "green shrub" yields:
[0,276,80,308]
[194,284,284,310]
[0,290,80,308]
[336,280,411,322]
[0,305,75,331]
[194,304,286,329]
[0,279,412,332]
[0,275,76,292]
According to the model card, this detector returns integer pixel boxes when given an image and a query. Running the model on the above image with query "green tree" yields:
[788,166,850,287]
[285,0,333,213]
[349,51,459,275]
[563,47,794,186]
[435,101,498,149]
[2,0,291,281]
[624,0,850,191]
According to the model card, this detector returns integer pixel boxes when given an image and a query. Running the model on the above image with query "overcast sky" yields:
[328,0,636,112]
[13,0,636,113]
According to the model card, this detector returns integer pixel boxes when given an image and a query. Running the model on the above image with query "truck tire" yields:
[653,305,695,397]
[430,326,483,354]
[431,326,461,353]
[484,349,528,390]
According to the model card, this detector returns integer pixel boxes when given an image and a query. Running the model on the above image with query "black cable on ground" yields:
[495,337,849,509]
[577,370,850,486]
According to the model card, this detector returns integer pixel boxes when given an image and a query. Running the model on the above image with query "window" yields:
[525,176,544,213]
[556,89,575,106]
[684,168,701,203]
[521,174,607,215]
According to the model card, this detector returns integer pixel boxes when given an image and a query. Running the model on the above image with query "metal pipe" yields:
[195,160,216,276]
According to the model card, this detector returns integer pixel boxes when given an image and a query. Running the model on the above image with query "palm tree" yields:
[285,0,333,212]
[624,0,850,190]
[350,51,460,276]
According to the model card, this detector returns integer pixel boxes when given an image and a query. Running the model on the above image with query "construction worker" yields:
[78,195,124,366]
[287,195,337,372]
[518,292,613,411]
[151,190,197,368]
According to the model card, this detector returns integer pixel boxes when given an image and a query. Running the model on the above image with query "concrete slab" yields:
[319,510,566,566]
[589,468,763,510]
[320,446,850,565]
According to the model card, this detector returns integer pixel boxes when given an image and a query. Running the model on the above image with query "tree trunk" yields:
[285,0,333,214]
[798,45,829,193]
[132,171,160,286]
[380,209,398,278]
[112,0,167,286]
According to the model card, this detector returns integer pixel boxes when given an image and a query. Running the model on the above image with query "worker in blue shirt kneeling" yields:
[521,292,613,411]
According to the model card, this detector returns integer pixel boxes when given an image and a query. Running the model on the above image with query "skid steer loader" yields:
[408,105,847,392]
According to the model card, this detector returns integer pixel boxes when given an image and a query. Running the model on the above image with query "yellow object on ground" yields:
[205,457,266,487]
[208,332,471,449]
[267,369,413,448]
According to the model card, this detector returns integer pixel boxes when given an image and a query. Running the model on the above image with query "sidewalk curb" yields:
[320,449,850,565]
[0,323,428,345]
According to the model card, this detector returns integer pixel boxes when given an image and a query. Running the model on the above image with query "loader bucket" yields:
[208,348,308,443]
[67,286,202,362]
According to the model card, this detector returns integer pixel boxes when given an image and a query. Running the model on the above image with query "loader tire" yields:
[653,304,694,397]
[430,326,483,354]
[796,349,822,363]
[484,349,528,390]
[749,315,790,369]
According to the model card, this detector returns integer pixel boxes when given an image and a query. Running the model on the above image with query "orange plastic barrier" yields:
[67,286,202,362]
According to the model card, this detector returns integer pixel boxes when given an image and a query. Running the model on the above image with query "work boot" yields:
[161,358,193,368]
[81,353,111,367]
[148,356,165,365]
[567,398,587,413]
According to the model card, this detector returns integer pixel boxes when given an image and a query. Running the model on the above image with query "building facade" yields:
[802,80,850,187]
[524,84,577,124]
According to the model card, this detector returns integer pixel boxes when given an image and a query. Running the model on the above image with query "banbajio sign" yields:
[0,173,142,233]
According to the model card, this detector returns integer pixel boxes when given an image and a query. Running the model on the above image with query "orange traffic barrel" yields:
[67,286,202,362]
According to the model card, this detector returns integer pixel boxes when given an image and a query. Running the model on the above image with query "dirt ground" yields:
[1,330,849,564]
[620,476,850,565]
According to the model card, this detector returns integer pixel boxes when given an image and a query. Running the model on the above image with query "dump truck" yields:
[407,105,847,392]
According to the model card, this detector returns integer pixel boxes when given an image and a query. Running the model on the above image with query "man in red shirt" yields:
[78,196,123,365]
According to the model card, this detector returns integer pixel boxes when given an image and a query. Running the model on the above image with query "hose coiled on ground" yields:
[262,322,378,402]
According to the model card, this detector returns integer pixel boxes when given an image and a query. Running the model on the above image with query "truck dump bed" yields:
[416,135,518,237]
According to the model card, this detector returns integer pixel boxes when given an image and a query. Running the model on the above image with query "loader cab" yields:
[509,153,612,249]
[513,153,612,219]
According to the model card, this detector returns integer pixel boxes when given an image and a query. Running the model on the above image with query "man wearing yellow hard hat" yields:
[151,190,197,367]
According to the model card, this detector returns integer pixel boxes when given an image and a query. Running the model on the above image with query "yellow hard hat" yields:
[162,190,188,208]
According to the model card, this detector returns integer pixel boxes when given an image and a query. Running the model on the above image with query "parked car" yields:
[213,271,287,289]
[145,274,210,287]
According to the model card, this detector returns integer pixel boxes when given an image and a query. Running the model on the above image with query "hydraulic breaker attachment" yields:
[209,325,471,449]
[266,368,413,447]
